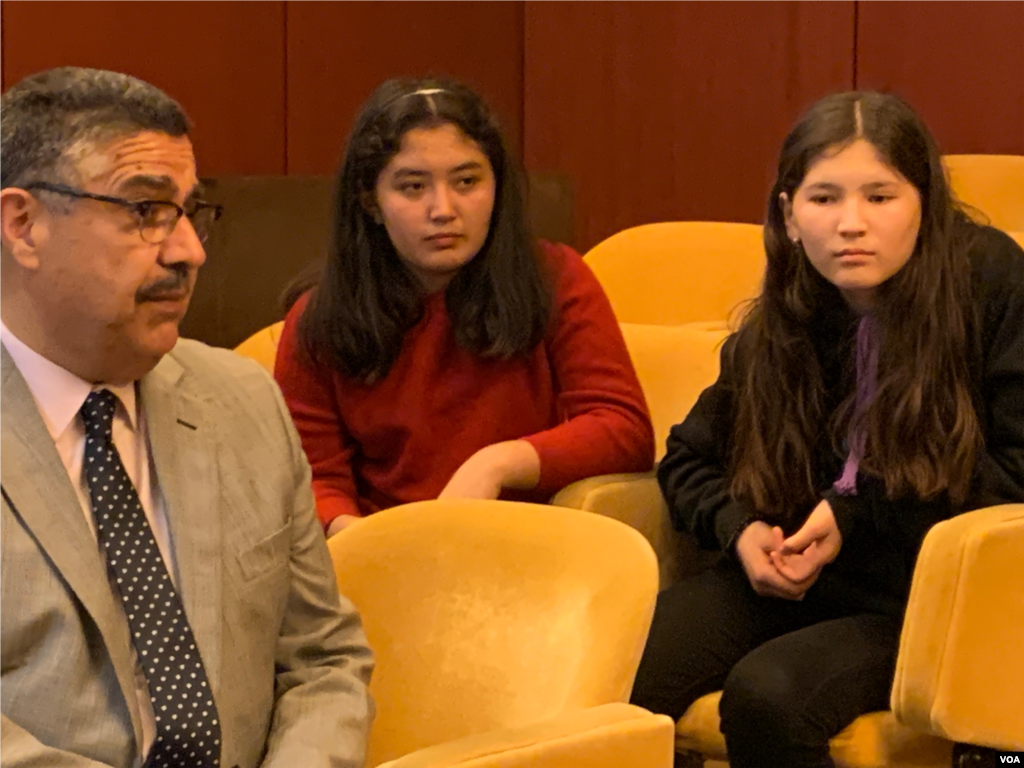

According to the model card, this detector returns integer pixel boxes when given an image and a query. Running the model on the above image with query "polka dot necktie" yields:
[80,390,222,768]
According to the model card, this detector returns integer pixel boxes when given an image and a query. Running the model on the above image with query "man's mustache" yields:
[136,266,191,302]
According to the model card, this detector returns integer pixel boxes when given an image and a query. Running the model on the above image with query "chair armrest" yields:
[379,703,675,768]
[551,473,717,588]
[892,504,1024,751]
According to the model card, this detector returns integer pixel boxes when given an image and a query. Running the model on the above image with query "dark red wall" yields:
[855,1,1024,155]
[3,1,1021,250]
[523,1,856,248]
[1,1,288,173]
[285,2,524,175]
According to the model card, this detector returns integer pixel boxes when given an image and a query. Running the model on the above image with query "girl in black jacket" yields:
[630,91,1024,768]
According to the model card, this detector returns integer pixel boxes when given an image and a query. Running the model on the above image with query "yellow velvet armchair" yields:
[583,221,765,326]
[943,154,1024,232]
[326,500,676,768]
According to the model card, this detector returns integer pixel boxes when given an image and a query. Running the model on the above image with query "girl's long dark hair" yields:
[285,77,550,383]
[730,91,982,520]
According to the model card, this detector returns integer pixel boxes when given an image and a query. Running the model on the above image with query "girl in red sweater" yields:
[275,77,654,536]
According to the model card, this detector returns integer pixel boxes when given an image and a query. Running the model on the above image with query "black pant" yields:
[630,557,902,768]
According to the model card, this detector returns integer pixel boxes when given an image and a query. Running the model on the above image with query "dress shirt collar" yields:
[1,320,138,440]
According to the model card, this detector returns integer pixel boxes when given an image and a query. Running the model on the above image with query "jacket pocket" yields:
[236,522,290,583]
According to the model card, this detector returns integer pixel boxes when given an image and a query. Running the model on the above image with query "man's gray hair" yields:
[0,67,190,189]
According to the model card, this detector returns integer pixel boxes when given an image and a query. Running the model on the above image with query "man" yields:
[0,67,374,768]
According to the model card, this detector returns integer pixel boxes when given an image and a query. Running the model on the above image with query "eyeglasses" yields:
[23,181,224,245]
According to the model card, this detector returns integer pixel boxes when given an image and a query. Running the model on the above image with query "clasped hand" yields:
[734,499,842,600]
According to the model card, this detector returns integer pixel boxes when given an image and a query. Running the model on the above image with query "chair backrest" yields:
[893,503,1024,750]
[328,500,660,767]
[232,320,284,375]
[621,321,730,459]
[585,221,765,325]
[943,154,1024,232]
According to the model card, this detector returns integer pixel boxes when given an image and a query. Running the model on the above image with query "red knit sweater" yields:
[275,241,654,529]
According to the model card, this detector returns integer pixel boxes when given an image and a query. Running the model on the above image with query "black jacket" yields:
[658,225,1024,615]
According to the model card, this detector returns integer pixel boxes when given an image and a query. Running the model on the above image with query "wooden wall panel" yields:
[856,1,1024,155]
[523,1,855,251]
[0,1,287,174]
[286,1,525,175]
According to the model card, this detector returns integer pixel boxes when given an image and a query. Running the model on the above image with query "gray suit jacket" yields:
[1,340,374,768]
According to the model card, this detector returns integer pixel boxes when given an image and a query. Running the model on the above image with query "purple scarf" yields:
[833,314,878,496]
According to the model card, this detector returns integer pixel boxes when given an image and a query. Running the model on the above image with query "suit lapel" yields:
[0,346,146,751]
[141,353,224,690]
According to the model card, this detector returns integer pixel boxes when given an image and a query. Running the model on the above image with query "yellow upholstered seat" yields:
[584,222,765,325]
[233,320,284,374]
[552,321,729,586]
[943,154,1024,232]
[327,500,675,768]
[892,504,1024,752]
[618,321,730,461]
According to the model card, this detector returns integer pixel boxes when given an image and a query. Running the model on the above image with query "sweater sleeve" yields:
[520,242,655,494]
[274,294,363,530]
[656,334,757,551]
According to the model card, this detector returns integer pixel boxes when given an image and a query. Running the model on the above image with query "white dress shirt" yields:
[1,321,174,764]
